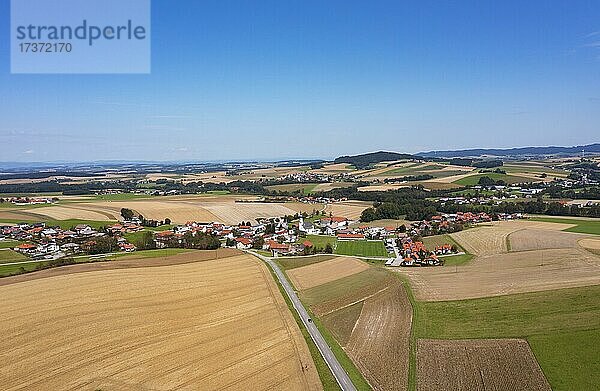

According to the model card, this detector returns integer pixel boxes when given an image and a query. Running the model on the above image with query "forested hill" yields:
[334,151,417,168]
[418,143,600,158]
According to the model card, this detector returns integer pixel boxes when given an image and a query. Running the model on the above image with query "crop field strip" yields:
[287,256,370,290]
[324,201,372,220]
[345,283,412,391]
[0,248,239,285]
[0,253,321,391]
[292,259,412,391]
[449,220,576,256]
[508,228,590,252]
[416,339,551,391]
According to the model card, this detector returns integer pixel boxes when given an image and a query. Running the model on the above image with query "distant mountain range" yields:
[417,143,600,158]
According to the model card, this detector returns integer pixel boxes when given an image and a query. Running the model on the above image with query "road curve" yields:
[248,251,358,391]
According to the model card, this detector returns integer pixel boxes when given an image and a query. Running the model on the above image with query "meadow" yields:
[412,285,600,391]
[530,216,600,235]
[335,240,388,257]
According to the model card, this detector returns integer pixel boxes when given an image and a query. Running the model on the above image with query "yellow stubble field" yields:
[0,253,321,391]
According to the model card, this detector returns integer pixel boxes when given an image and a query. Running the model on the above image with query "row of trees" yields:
[158,231,221,250]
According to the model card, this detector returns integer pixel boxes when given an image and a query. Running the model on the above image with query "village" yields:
[0,207,522,267]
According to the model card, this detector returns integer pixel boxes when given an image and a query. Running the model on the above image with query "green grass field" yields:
[439,253,474,266]
[111,248,192,259]
[301,234,338,249]
[90,193,153,201]
[0,240,22,249]
[335,240,388,257]
[0,218,115,230]
[421,234,462,251]
[530,216,600,235]
[0,249,27,264]
[453,172,534,186]
[0,260,47,277]
[412,285,600,391]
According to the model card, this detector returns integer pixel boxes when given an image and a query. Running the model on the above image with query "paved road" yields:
[249,251,357,391]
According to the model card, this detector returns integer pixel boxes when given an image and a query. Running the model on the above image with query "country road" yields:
[249,251,358,391]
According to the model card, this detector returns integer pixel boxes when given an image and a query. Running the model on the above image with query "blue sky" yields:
[1,0,599,162]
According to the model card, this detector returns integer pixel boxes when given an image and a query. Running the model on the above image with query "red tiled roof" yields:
[236,238,252,245]
[17,243,36,249]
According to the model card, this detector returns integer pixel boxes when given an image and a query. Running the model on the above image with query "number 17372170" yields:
[19,42,72,53]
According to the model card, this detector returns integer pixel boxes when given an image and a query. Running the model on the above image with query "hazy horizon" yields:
[2,1,599,162]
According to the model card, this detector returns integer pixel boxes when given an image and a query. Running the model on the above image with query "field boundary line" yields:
[321,286,390,316]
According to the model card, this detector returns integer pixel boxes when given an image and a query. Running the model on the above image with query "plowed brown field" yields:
[416,339,551,391]
[0,253,321,391]
[346,283,412,391]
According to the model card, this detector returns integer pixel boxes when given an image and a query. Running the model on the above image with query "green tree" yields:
[253,237,265,250]
[120,208,135,220]
[136,231,156,250]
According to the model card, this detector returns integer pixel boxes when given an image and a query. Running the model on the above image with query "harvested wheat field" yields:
[325,201,372,220]
[398,247,600,301]
[449,220,574,256]
[312,163,355,174]
[0,253,321,391]
[83,200,220,224]
[288,256,369,290]
[0,210,48,221]
[450,224,516,256]
[19,205,116,221]
[580,238,600,250]
[59,199,303,225]
[200,202,299,223]
[283,202,328,214]
[579,238,600,255]
[345,283,412,391]
[508,229,590,252]
[417,339,551,391]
